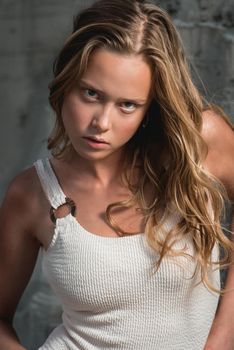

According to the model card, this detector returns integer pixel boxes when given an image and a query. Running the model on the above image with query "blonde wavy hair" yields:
[48,0,233,291]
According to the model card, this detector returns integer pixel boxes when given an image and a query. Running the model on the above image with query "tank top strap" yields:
[34,158,67,209]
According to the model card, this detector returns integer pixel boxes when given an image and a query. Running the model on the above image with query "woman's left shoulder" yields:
[201,108,234,200]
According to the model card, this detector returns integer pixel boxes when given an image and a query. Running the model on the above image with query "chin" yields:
[74,149,113,161]
[73,147,123,163]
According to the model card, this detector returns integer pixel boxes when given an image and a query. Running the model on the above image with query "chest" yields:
[75,193,145,237]
[42,217,207,312]
[62,177,156,238]
[35,185,147,251]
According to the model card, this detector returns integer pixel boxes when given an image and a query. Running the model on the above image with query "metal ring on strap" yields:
[50,197,76,224]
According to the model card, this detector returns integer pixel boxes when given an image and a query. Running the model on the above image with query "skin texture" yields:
[0,49,233,349]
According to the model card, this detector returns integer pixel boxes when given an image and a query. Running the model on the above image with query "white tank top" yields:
[35,158,220,350]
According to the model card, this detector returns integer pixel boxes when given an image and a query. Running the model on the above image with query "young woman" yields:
[0,0,233,349]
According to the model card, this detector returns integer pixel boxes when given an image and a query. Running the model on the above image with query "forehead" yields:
[80,48,152,100]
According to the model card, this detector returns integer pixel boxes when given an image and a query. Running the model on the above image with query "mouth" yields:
[83,136,109,144]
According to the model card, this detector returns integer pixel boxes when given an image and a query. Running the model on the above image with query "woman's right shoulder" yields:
[1,163,47,230]
[4,165,41,203]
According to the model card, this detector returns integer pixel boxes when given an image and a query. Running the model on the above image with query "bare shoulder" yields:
[201,108,234,200]
[4,166,38,202]
[1,165,47,238]
[201,108,233,145]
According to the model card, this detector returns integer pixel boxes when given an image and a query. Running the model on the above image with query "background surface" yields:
[0,0,234,348]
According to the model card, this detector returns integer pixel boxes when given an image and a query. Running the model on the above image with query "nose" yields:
[91,104,112,132]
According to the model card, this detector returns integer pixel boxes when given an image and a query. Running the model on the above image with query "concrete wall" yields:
[0,1,233,349]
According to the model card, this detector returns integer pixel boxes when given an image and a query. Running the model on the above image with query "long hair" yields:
[48,0,233,291]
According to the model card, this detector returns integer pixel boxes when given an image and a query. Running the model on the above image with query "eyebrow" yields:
[79,79,148,104]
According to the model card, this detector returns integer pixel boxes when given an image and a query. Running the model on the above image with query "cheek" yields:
[62,100,88,130]
[116,119,142,141]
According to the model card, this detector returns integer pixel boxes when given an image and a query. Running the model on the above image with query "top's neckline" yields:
[65,214,144,241]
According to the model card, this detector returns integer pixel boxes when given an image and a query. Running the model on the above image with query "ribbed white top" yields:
[35,158,220,350]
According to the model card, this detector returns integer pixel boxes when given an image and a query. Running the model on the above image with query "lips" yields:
[83,136,109,144]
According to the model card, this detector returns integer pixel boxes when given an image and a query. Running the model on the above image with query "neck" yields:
[64,149,126,189]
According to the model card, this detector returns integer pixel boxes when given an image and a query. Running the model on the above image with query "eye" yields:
[120,101,137,112]
[83,89,98,99]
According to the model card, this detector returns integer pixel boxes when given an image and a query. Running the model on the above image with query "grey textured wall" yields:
[0,1,234,349]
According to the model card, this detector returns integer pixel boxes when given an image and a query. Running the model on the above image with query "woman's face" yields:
[62,48,152,162]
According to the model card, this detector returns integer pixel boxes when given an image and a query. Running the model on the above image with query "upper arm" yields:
[201,109,234,202]
[0,169,41,321]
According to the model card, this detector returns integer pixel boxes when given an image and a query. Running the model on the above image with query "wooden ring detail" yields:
[50,197,76,224]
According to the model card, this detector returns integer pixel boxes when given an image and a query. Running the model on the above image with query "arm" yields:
[201,109,234,350]
[0,170,41,349]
